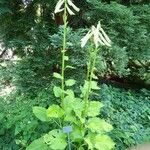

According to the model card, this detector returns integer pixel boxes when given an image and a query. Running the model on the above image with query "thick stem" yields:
[84,47,98,115]
[61,0,67,107]
[86,47,92,81]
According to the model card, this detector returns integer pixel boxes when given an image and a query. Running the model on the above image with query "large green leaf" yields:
[26,138,48,150]
[53,72,62,80]
[44,129,67,150]
[65,79,76,86]
[64,113,77,123]
[87,101,104,117]
[91,81,100,90]
[64,95,84,124]
[87,118,113,133]
[64,96,84,123]
[33,106,48,122]
[70,125,85,142]
[94,134,115,150]
[72,98,85,123]
[63,96,81,124]
[84,133,95,150]
[53,86,62,98]
[47,105,64,118]
[65,89,75,98]
[63,95,75,113]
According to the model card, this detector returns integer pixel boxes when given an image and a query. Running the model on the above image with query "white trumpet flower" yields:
[81,21,111,48]
[54,0,80,15]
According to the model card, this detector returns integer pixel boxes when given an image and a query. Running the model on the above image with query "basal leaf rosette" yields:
[44,129,67,150]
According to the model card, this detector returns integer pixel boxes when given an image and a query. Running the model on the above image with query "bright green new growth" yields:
[26,0,115,150]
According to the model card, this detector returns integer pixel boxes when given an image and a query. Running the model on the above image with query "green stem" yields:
[53,119,62,128]
[61,0,67,107]
[84,46,98,115]
[86,47,92,81]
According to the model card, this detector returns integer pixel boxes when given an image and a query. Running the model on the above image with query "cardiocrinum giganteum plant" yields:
[26,0,115,150]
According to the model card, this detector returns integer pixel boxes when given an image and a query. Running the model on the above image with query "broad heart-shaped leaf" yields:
[26,137,48,150]
[70,125,85,142]
[63,96,78,123]
[53,86,62,98]
[84,133,95,150]
[33,106,48,122]
[72,98,85,123]
[64,95,75,113]
[53,72,62,80]
[91,81,100,90]
[87,101,104,117]
[47,105,64,118]
[63,96,84,124]
[64,96,85,123]
[87,118,113,133]
[44,129,67,150]
[94,134,115,150]
[65,79,76,86]
[64,113,77,123]
[65,89,75,98]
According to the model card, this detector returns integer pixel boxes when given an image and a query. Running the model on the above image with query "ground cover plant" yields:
[99,85,150,150]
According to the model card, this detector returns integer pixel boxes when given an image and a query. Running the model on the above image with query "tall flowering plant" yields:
[26,1,115,150]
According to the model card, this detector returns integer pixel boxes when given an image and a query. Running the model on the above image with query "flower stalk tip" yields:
[81,21,111,48]
[54,0,80,15]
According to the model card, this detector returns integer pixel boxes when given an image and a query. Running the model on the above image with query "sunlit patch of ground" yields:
[128,144,150,150]
[0,85,16,96]
[0,44,20,97]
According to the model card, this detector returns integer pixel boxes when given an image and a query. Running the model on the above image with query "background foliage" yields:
[0,0,150,90]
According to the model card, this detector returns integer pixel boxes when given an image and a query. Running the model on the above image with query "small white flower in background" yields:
[22,0,33,8]
[81,21,111,48]
[54,0,80,15]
